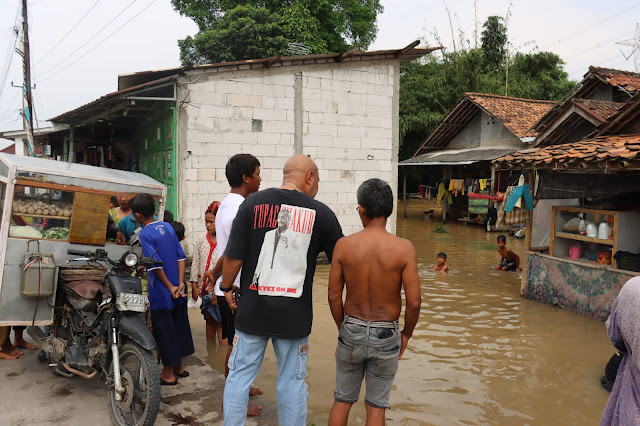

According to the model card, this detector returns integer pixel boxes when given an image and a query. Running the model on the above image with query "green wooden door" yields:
[138,106,177,218]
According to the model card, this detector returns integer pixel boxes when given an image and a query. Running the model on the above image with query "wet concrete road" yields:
[0,321,276,425]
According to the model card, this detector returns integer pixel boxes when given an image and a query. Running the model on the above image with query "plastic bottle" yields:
[578,213,587,236]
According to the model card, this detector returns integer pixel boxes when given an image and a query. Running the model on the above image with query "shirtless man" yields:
[328,178,421,426]
[495,234,520,271]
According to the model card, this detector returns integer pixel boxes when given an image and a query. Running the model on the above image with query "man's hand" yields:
[399,332,410,359]
[170,285,181,299]
[191,282,200,301]
[204,270,215,293]
[177,281,187,298]
[224,288,238,313]
[115,231,125,245]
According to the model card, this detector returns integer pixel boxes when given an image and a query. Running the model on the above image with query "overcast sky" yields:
[0,0,638,132]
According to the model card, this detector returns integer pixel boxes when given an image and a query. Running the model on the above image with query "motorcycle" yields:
[27,248,161,426]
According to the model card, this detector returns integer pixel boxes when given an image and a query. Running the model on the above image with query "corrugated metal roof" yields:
[401,146,520,166]
[118,44,440,90]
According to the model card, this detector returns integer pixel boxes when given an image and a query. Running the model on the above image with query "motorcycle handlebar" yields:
[141,257,163,267]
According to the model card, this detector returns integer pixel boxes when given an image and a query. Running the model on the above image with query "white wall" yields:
[177,61,399,255]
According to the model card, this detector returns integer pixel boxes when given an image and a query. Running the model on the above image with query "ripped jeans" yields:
[223,329,309,426]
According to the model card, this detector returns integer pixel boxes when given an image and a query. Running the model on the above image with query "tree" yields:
[481,15,507,72]
[172,0,383,65]
[399,17,576,160]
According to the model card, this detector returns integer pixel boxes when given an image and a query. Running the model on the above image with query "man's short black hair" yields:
[225,154,260,188]
[163,210,174,223]
[437,252,447,260]
[130,193,155,219]
[357,178,393,219]
[171,221,185,241]
[497,234,507,243]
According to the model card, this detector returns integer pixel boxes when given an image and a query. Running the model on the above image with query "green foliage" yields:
[178,5,289,65]
[481,16,507,72]
[399,16,576,160]
[172,0,383,65]
[434,223,448,233]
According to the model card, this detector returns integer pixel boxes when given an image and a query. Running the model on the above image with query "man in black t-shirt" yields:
[220,154,343,426]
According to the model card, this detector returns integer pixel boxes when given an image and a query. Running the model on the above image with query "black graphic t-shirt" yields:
[225,188,343,339]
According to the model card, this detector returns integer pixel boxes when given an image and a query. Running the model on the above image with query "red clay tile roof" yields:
[467,93,555,138]
[414,93,555,155]
[493,134,640,169]
[590,67,640,92]
[574,99,623,122]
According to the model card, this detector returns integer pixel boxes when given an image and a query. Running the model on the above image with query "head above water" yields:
[282,154,320,198]
[356,178,393,219]
[225,154,261,192]
[437,252,447,260]
[497,234,507,248]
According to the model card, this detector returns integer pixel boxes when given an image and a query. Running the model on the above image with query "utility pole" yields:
[18,0,36,156]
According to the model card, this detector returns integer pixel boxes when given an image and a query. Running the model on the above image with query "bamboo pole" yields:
[521,170,534,296]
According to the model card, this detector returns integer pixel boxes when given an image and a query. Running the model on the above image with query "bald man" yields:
[221,154,343,426]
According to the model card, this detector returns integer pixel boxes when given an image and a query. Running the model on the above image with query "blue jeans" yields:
[223,329,309,426]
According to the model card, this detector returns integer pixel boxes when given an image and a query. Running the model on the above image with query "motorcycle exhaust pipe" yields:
[27,326,51,353]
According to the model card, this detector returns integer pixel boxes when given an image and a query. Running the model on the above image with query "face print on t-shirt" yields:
[250,204,316,298]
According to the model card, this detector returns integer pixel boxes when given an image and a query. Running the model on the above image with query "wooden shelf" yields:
[554,232,614,245]
[12,213,71,220]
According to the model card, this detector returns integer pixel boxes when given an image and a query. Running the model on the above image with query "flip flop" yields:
[160,378,178,386]
[174,370,189,378]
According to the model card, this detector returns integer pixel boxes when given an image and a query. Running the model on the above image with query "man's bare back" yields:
[328,178,421,426]
[332,228,415,322]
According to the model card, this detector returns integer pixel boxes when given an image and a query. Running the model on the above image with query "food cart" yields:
[0,153,166,326]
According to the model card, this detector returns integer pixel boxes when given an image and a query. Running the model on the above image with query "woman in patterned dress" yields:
[189,201,224,342]
[600,276,640,425]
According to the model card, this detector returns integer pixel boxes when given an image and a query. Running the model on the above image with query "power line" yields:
[33,0,102,68]
[0,4,21,106]
[37,0,159,84]
[34,0,139,80]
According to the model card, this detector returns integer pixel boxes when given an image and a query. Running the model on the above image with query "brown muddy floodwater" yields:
[202,201,614,425]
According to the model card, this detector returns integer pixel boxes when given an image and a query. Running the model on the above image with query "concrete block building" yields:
[24,44,437,255]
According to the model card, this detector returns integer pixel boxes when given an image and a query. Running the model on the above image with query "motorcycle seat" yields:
[64,280,105,300]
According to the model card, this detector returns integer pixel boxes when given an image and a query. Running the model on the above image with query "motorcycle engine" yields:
[65,340,90,370]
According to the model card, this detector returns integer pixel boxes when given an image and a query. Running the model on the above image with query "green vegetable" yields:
[42,227,69,240]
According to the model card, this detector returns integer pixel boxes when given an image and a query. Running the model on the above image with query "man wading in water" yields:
[328,178,421,426]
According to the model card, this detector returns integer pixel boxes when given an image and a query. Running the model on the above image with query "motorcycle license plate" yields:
[116,293,149,312]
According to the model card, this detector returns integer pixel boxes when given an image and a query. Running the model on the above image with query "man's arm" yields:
[400,242,421,359]
[177,259,186,296]
[152,268,180,298]
[327,241,346,330]
[205,256,224,293]
[222,257,243,313]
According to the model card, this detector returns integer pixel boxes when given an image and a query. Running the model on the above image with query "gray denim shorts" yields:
[334,315,401,409]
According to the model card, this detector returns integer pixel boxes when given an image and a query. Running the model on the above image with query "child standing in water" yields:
[495,234,520,271]
[433,252,449,273]
[189,202,224,343]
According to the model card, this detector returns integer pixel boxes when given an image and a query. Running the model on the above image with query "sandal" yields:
[174,370,189,378]
[160,377,178,386]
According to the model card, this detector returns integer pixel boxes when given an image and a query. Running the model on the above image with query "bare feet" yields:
[1,344,23,357]
[14,338,37,351]
[0,351,18,360]
[247,403,262,416]
[249,386,263,396]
